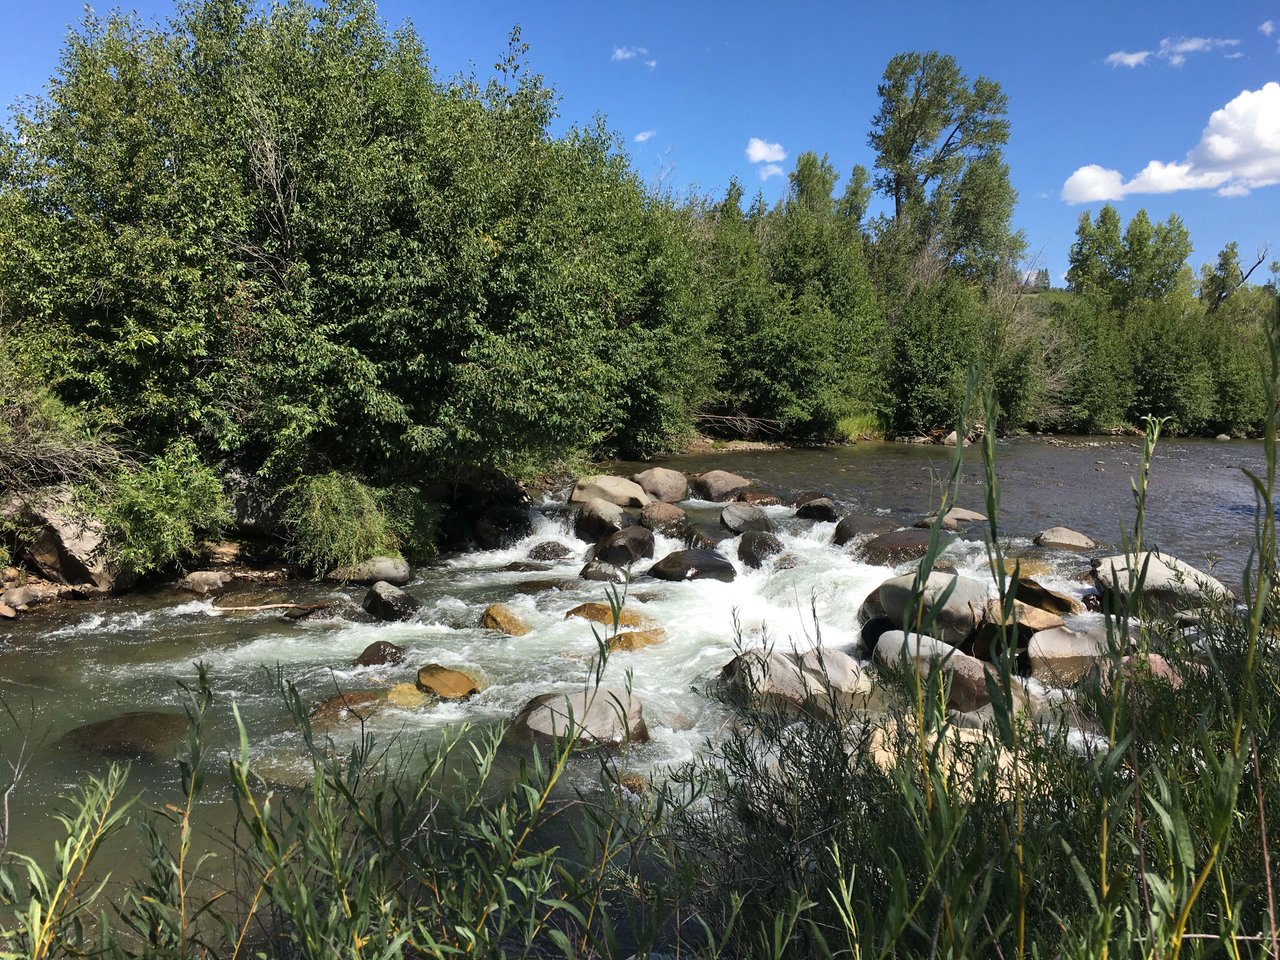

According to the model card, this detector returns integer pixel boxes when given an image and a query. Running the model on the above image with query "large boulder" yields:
[507,686,650,750]
[574,499,627,542]
[1091,552,1231,614]
[738,530,784,569]
[873,631,991,712]
[640,501,688,535]
[416,664,481,700]
[480,603,531,636]
[1012,577,1082,616]
[720,502,772,534]
[877,571,988,647]
[362,581,419,621]
[352,640,406,667]
[473,506,534,550]
[1035,527,1097,551]
[4,490,120,592]
[570,476,650,508]
[1026,626,1110,684]
[63,711,188,759]
[327,556,411,585]
[648,549,736,583]
[691,470,751,502]
[796,497,840,522]
[631,467,688,504]
[858,528,951,566]
[832,514,897,547]
[721,648,875,718]
[971,600,1066,659]
[527,541,575,562]
[595,526,655,566]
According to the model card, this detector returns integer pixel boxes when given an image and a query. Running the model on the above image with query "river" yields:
[0,436,1266,867]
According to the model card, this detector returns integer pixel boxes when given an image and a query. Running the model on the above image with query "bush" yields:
[283,471,440,575]
[88,439,230,577]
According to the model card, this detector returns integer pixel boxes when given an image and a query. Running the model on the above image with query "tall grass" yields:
[1,319,1277,957]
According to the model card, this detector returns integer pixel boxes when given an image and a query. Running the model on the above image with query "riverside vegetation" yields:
[1,1,1280,957]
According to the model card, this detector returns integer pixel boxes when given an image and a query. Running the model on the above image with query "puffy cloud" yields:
[1260,20,1276,37]
[1106,50,1152,68]
[745,137,787,164]
[644,59,657,69]
[758,163,785,181]
[611,45,648,62]
[633,130,655,143]
[1062,81,1280,202]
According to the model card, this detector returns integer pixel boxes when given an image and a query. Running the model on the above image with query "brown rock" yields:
[0,603,14,619]
[859,528,952,566]
[737,490,780,507]
[512,579,574,595]
[565,602,655,630]
[1027,626,1110,685]
[640,501,687,534]
[416,664,481,700]
[63,711,188,759]
[999,558,1053,580]
[631,467,688,503]
[691,470,751,502]
[205,542,241,566]
[1034,526,1097,551]
[481,603,531,636]
[606,629,666,653]
[1012,576,1082,615]
[352,640,406,668]
[386,683,429,709]
[309,690,386,728]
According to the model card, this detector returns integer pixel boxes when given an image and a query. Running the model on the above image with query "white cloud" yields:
[644,59,657,68]
[1104,35,1239,68]
[611,45,648,62]
[758,163,785,181]
[1062,81,1280,202]
[1260,20,1276,37]
[633,130,655,143]
[1106,50,1152,68]
[746,137,787,164]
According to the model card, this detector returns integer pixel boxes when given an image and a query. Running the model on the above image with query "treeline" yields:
[0,0,1275,568]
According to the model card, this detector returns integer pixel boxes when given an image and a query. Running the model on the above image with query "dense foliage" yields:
[0,0,1274,567]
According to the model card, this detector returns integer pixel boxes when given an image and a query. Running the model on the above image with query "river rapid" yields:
[0,436,1266,864]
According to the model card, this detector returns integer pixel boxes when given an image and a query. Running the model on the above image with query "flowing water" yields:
[0,436,1265,869]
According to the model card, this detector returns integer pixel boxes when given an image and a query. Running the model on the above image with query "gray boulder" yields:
[1091,552,1232,614]
[580,559,629,583]
[507,686,650,750]
[796,497,840,522]
[178,570,233,596]
[352,640,406,667]
[574,498,627,542]
[1026,626,1111,685]
[327,556,412,585]
[595,526,655,566]
[691,470,751,502]
[873,631,992,712]
[721,502,773,534]
[877,571,989,647]
[570,475,650,508]
[3,490,120,592]
[527,541,575,562]
[738,530,784,569]
[833,514,897,547]
[721,648,874,717]
[631,467,688,504]
[362,580,419,621]
[648,549,736,583]
[1035,526,1096,551]
[858,527,951,566]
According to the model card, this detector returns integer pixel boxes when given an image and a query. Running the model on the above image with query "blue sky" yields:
[1,0,1278,283]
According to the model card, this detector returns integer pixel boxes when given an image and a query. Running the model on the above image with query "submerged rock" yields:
[631,467,688,504]
[352,640,406,667]
[737,490,781,507]
[507,687,649,750]
[691,470,751,502]
[309,690,386,729]
[416,664,481,700]
[328,556,411,586]
[362,581,419,621]
[570,476,650,508]
[564,602,657,630]
[64,711,188,760]
[648,549,736,583]
[527,540,575,562]
[738,530,784,569]
[606,629,666,653]
[480,603,530,636]
[720,502,772,534]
